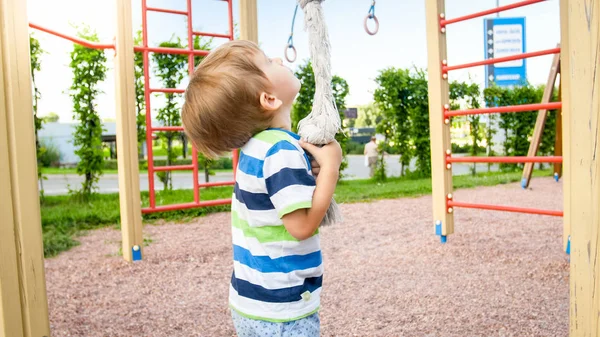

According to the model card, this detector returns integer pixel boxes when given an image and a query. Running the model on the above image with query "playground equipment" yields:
[0,0,597,335]
[425,0,598,335]
[426,0,564,245]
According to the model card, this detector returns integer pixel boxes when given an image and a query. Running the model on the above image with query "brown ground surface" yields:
[45,177,568,337]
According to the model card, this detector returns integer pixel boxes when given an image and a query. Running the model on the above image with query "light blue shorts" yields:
[231,310,320,337]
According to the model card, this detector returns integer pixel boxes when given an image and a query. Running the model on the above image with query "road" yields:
[43,155,501,195]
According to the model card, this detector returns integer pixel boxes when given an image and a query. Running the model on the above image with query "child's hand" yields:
[310,158,320,178]
[299,140,342,174]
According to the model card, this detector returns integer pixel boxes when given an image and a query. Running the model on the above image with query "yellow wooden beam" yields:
[553,81,562,180]
[0,0,50,335]
[521,49,560,188]
[561,0,600,335]
[559,0,572,254]
[425,0,454,240]
[114,0,143,262]
[239,0,258,43]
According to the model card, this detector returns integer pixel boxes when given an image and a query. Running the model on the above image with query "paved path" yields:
[43,155,501,195]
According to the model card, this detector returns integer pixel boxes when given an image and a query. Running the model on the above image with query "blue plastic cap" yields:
[440,235,447,244]
[435,222,442,236]
[132,246,142,261]
[565,236,571,255]
[554,173,560,182]
[521,178,528,189]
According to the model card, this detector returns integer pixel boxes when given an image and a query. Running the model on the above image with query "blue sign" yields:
[484,17,527,87]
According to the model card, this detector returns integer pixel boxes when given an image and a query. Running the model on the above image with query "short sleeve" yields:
[262,140,316,218]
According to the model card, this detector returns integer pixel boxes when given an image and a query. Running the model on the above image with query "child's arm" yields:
[282,140,342,240]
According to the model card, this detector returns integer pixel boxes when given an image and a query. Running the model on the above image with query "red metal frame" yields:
[435,0,563,220]
[446,156,563,164]
[141,0,237,213]
[445,102,562,118]
[443,48,560,72]
[28,22,115,50]
[29,2,237,215]
[440,0,546,27]
[447,201,563,217]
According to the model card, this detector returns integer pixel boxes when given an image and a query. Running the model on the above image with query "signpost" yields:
[485,17,527,87]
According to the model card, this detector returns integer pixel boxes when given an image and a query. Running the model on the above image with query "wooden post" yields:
[553,81,562,180]
[559,0,572,254]
[0,0,51,335]
[239,0,258,42]
[425,0,453,241]
[560,0,600,335]
[114,0,143,262]
[521,49,560,189]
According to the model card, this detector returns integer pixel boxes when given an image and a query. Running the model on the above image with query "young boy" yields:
[182,40,342,336]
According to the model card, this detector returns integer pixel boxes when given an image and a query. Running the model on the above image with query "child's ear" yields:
[259,92,283,111]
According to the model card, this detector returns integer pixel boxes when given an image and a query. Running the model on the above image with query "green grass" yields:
[41,169,553,258]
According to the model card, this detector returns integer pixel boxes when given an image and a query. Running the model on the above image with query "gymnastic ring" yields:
[284,44,297,63]
[364,14,379,36]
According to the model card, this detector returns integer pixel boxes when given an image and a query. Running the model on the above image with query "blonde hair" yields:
[182,40,272,158]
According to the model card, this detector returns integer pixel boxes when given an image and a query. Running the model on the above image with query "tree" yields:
[484,84,545,171]
[374,68,428,176]
[152,38,187,190]
[30,33,45,198]
[69,26,107,197]
[133,30,146,160]
[291,60,350,174]
[450,81,482,175]
[42,112,60,123]
[355,103,381,128]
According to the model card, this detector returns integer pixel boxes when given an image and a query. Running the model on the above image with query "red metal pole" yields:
[232,150,239,180]
[141,199,232,214]
[154,165,195,172]
[198,181,236,188]
[440,0,545,26]
[187,0,200,205]
[134,46,209,56]
[152,126,184,132]
[447,200,563,217]
[443,48,560,72]
[149,88,185,94]
[28,22,115,50]
[193,31,231,39]
[146,6,188,16]
[141,0,156,209]
[445,102,562,118]
[228,0,235,40]
[446,156,563,163]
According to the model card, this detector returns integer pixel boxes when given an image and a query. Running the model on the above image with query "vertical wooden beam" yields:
[521,50,560,189]
[561,0,600,336]
[114,0,143,262]
[559,0,572,254]
[553,81,562,180]
[239,0,258,42]
[425,0,453,241]
[0,0,50,335]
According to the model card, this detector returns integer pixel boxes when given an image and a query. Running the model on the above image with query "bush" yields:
[38,139,62,167]
[346,141,365,155]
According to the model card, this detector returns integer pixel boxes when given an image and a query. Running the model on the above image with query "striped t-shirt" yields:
[229,128,322,322]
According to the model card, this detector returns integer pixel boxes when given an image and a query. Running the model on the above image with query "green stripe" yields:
[232,211,299,242]
[230,304,320,323]
[231,209,318,243]
[253,130,292,145]
[278,200,313,218]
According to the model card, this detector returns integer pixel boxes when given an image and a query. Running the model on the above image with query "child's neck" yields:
[269,103,293,131]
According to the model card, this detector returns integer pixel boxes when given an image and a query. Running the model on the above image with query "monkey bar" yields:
[442,47,560,72]
[445,102,562,118]
[426,0,564,246]
[439,0,546,27]
[447,201,564,217]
